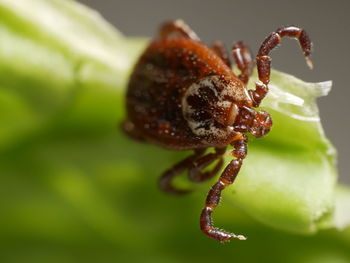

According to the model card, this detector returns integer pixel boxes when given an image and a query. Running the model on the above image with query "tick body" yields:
[123,20,312,242]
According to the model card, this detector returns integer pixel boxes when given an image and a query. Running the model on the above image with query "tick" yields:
[123,20,312,242]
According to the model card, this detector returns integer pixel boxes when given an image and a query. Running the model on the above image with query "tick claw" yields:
[235,234,247,241]
[306,57,314,69]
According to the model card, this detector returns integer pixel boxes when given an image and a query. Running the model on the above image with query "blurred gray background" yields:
[79,0,349,184]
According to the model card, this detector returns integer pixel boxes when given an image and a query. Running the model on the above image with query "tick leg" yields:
[200,134,248,242]
[189,147,226,182]
[159,19,200,41]
[251,26,313,107]
[232,41,254,85]
[159,149,205,194]
[211,41,232,68]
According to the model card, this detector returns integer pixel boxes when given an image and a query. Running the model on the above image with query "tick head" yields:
[233,106,272,138]
[250,110,272,137]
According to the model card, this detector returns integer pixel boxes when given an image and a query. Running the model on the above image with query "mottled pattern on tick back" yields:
[127,38,248,149]
[182,75,244,142]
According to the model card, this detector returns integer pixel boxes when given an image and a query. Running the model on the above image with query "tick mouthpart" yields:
[232,106,272,138]
[250,110,272,138]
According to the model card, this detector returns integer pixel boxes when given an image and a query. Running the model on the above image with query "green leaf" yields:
[0,0,147,149]
[333,184,350,230]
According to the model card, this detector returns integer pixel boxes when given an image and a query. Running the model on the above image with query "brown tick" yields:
[123,20,313,242]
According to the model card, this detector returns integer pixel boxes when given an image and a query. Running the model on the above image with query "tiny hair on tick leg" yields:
[123,20,313,242]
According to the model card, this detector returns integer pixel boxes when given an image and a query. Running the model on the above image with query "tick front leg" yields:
[188,147,226,182]
[159,149,205,194]
[251,26,313,107]
[200,134,248,242]
[159,20,200,41]
[232,41,254,85]
[211,41,232,68]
